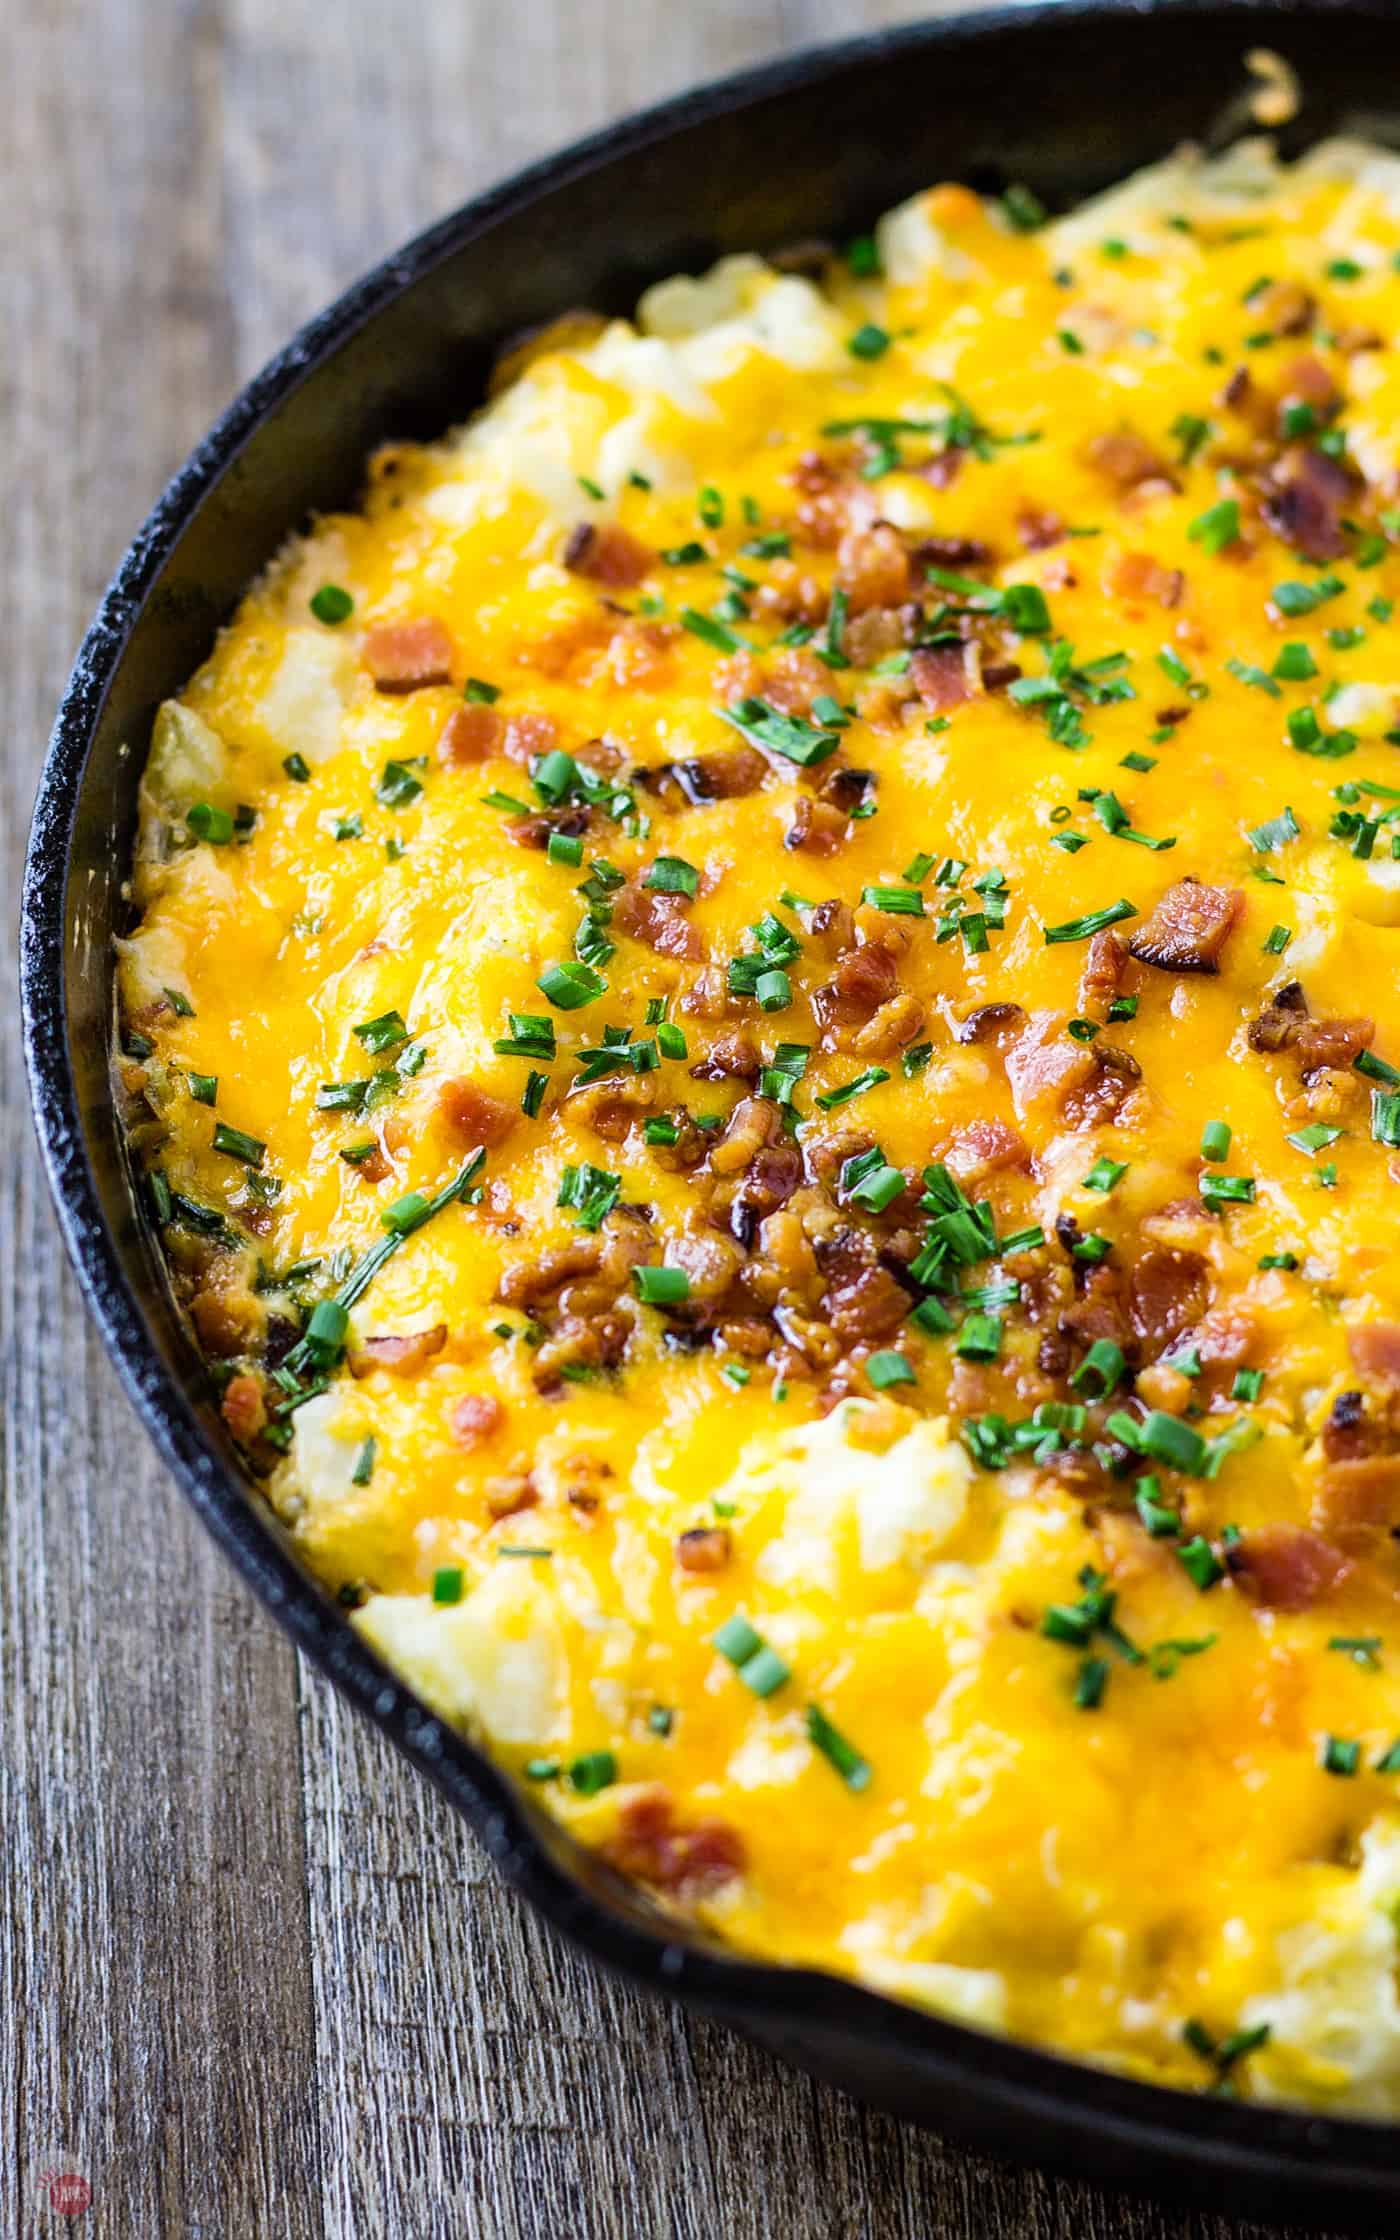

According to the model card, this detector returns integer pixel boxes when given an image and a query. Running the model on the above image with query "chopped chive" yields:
[1176,1535,1224,1590]
[1043,898,1137,944]
[465,676,500,704]
[713,1614,763,1666]
[1321,1735,1360,1777]
[212,1122,265,1168]
[847,322,890,360]
[1201,1119,1231,1161]
[431,1565,463,1605]
[1074,1657,1109,1710]
[538,960,606,1010]
[1248,805,1299,853]
[568,1751,617,1796]
[815,1067,889,1111]
[187,802,234,845]
[310,583,353,624]
[1187,499,1240,555]
[1135,1478,1179,1537]
[187,1072,218,1106]
[547,830,583,867]
[1082,1155,1127,1193]
[1272,642,1318,682]
[1141,1414,1208,1475]
[1262,924,1292,955]
[646,854,699,897]
[1071,1339,1125,1398]
[805,1705,872,1791]
[283,751,311,782]
[633,1265,691,1306]
[862,883,924,917]
[680,607,741,654]
[866,1350,916,1390]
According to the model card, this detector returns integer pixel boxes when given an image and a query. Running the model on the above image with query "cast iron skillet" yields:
[21,2,1400,2223]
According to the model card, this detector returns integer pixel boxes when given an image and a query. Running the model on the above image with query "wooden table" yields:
[1,2,1347,2231]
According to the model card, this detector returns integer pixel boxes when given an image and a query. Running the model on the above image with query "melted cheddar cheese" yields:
[120,139,1400,2110]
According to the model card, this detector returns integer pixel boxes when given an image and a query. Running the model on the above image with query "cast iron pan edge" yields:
[20,3,1400,2224]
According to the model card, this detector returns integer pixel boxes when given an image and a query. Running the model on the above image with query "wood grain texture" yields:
[0,2,1347,2233]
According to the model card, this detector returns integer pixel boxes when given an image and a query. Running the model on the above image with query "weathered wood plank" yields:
[0,1,323,2233]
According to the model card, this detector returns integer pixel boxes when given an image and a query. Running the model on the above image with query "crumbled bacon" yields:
[1260,447,1354,563]
[501,710,559,765]
[436,1079,518,1148]
[450,1394,504,1447]
[957,1002,1024,1046]
[438,703,502,764]
[561,520,654,587]
[1350,1324,1400,1388]
[1230,1524,1348,1612]
[1127,879,1243,974]
[836,523,912,614]
[911,642,979,712]
[1314,1454,1400,1536]
[1016,508,1064,552]
[690,1033,761,1087]
[1084,429,1173,491]
[606,1790,745,1896]
[1253,281,1315,338]
[786,796,849,855]
[611,881,699,960]
[1247,982,1375,1075]
[1278,353,1341,418]
[675,1527,731,1573]
[1003,1012,1096,1119]
[351,1324,448,1376]
[220,1373,267,1441]
[1078,929,1130,1014]
[944,1118,1030,1182]
[1109,550,1185,608]
[363,617,455,692]
[1127,1250,1209,1354]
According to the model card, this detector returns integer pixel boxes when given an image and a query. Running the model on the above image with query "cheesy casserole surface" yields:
[121,139,1400,2109]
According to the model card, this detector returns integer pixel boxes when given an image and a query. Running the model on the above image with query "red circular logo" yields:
[43,2172,92,2217]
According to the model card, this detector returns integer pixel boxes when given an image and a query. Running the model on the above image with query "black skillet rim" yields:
[20,0,1400,2214]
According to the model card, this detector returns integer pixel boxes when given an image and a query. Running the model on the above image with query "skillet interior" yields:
[22,2,1400,2222]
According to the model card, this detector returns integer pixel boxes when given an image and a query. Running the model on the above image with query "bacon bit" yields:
[675,1527,731,1573]
[1127,1250,1209,1353]
[606,1789,745,1896]
[785,796,848,855]
[436,1078,518,1148]
[1293,1016,1376,1077]
[351,1324,448,1377]
[450,1394,504,1447]
[761,645,830,718]
[502,710,559,764]
[824,1260,910,1345]
[1003,1011,1096,1119]
[561,520,654,588]
[1349,1324,1400,1388]
[981,660,1023,692]
[918,533,995,569]
[957,1002,1024,1046]
[1314,1453,1400,1537]
[851,992,925,1059]
[363,617,455,692]
[190,1280,263,1357]
[1230,1524,1348,1611]
[1109,550,1185,608]
[1278,353,1340,416]
[220,1373,267,1441]
[1128,878,1244,974]
[1261,447,1353,563]
[1078,929,1130,1014]
[1254,280,1315,338]
[646,745,768,806]
[506,805,591,851]
[1084,429,1174,491]
[600,615,677,690]
[484,1473,536,1519]
[438,702,503,764]
[1016,508,1064,552]
[836,523,912,614]
[1063,1042,1143,1130]
[352,1146,392,1185]
[944,1118,1031,1183]
[844,604,912,668]
[910,641,979,713]
[611,881,699,961]
[497,1240,601,1309]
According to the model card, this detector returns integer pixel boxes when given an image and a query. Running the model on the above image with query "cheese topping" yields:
[119,140,1400,2110]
